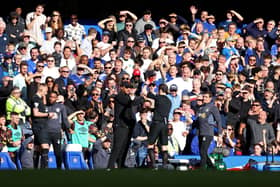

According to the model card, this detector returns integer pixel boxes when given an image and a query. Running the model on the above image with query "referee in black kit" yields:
[143,83,171,169]
[31,84,55,168]
[196,91,223,169]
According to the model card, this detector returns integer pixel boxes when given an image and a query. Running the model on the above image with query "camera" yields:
[70,87,75,94]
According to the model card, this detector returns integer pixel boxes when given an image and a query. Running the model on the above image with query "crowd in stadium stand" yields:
[1,3,280,169]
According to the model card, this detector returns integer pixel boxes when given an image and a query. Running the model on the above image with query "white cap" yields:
[45,27,53,33]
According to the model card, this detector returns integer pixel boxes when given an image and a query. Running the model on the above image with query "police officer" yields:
[46,91,72,168]
[196,91,223,169]
[31,83,55,168]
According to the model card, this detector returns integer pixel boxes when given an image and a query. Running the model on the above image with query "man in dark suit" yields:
[107,81,136,169]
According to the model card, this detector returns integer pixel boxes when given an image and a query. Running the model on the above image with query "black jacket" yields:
[114,91,133,128]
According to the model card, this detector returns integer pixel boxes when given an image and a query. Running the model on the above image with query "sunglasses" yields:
[227,128,233,131]
[127,40,135,43]
[122,78,130,80]
[47,60,54,62]
[61,70,69,73]
[92,93,100,96]
[252,104,260,106]
[126,24,133,27]
[37,65,44,68]
[104,66,112,69]
[168,128,173,130]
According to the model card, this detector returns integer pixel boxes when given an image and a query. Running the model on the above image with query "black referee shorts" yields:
[148,121,168,146]
[32,124,49,145]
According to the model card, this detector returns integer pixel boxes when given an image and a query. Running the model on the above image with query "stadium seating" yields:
[63,144,88,170]
[174,155,280,170]
[0,152,17,170]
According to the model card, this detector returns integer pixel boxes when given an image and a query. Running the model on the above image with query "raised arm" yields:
[230,10,244,22]
[97,17,114,29]
[120,10,138,22]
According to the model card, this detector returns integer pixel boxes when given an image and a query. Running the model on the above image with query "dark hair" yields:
[203,91,213,98]
[20,61,28,68]
[159,83,168,94]
[87,110,98,120]
[140,108,150,114]
[10,112,19,116]
[0,114,6,119]
[50,91,59,96]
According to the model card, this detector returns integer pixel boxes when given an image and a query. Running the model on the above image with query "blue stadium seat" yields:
[48,151,57,168]
[0,152,17,170]
[47,151,65,169]
[63,144,88,170]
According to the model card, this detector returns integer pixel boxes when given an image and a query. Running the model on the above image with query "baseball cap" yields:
[23,30,31,37]
[104,138,111,143]
[102,31,111,36]
[18,42,27,49]
[169,84,178,91]
[144,24,153,30]
[264,88,274,94]
[133,69,141,76]
[45,27,53,33]
[136,35,145,42]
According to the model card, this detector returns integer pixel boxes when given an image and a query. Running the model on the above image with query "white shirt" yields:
[25,12,46,44]
[96,41,111,61]
[151,38,174,51]
[13,73,27,92]
[166,77,193,98]
[120,57,134,77]
[52,37,66,50]
[170,121,187,151]
[40,38,56,55]
[80,37,93,58]
[42,66,60,82]
[60,57,76,73]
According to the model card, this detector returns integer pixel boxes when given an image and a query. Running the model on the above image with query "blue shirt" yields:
[222,47,240,60]
[26,59,37,73]
[0,34,8,59]
[167,94,181,120]
[69,74,86,87]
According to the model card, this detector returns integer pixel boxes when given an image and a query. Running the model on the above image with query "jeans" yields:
[136,145,148,167]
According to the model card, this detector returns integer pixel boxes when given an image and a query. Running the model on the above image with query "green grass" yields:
[0,169,279,186]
